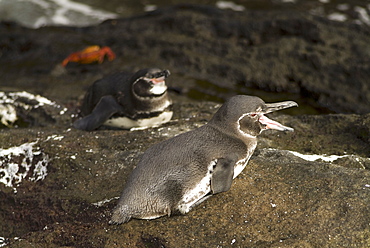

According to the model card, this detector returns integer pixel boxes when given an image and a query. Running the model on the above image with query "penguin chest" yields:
[104,111,173,129]
[233,143,256,179]
[233,156,250,179]
[177,160,216,214]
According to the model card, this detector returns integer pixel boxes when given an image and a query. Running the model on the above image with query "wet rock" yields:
[0,91,70,128]
[0,4,369,248]
[1,99,369,247]
[0,4,369,114]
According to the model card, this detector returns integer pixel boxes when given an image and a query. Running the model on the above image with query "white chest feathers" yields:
[150,82,167,95]
[176,146,255,214]
[233,142,256,178]
[175,142,256,214]
[177,160,216,214]
[104,111,173,130]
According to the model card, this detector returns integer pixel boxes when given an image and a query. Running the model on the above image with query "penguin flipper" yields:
[211,156,236,194]
[73,95,123,131]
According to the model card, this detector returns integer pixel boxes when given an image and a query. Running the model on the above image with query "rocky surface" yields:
[1,102,369,247]
[0,4,370,248]
[1,4,369,114]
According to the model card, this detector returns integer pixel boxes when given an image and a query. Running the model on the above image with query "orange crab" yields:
[62,45,116,67]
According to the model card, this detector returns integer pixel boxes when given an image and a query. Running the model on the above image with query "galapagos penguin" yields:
[110,95,298,224]
[73,68,172,131]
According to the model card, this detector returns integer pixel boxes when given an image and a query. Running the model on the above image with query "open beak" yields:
[150,77,166,84]
[149,70,170,85]
[259,101,298,132]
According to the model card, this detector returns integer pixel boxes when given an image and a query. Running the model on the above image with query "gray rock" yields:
[0,4,369,248]
[1,100,369,247]
[0,5,369,114]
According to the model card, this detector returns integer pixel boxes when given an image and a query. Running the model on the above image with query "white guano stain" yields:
[92,196,120,207]
[45,134,64,141]
[354,6,370,25]
[287,150,349,162]
[265,148,370,166]
[328,12,347,22]
[0,91,60,127]
[0,237,7,247]
[216,1,245,11]
[0,140,49,193]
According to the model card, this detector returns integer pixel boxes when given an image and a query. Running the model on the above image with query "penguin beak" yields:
[150,77,166,85]
[264,101,298,114]
[259,101,298,132]
[150,77,165,84]
[149,70,170,85]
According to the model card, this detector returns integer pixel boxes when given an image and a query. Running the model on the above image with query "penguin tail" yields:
[109,205,132,225]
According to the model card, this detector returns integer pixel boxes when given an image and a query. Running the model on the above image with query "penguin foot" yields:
[73,118,90,131]
[110,207,132,225]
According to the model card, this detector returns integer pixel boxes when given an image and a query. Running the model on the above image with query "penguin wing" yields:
[73,95,123,131]
[210,155,238,194]
[80,72,131,115]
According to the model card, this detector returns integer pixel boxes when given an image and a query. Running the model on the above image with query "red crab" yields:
[62,45,116,67]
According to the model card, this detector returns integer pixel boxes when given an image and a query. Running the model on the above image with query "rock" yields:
[1,99,370,247]
[0,91,70,128]
[0,4,369,248]
[0,4,369,114]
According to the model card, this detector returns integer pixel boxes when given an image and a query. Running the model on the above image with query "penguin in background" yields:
[110,95,298,224]
[73,68,172,131]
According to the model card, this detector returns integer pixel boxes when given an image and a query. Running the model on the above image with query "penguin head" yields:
[209,95,298,138]
[131,68,170,97]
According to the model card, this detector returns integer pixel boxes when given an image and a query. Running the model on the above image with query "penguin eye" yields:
[249,113,258,118]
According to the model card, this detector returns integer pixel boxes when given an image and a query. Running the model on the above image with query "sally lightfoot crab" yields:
[62,45,116,67]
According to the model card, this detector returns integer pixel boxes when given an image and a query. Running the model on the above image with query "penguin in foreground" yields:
[110,95,298,224]
[73,68,172,131]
